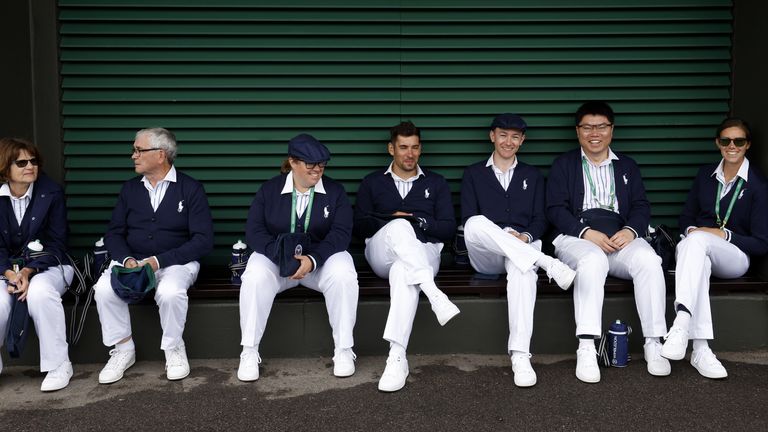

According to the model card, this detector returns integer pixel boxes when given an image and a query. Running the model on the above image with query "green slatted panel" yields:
[59,0,733,264]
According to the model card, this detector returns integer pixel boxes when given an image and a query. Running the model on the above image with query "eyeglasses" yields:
[578,123,613,133]
[132,147,162,155]
[14,158,39,168]
[302,160,328,170]
[717,137,749,147]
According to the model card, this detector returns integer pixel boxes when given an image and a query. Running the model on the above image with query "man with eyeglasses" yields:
[354,121,458,392]
[546,101,669,383]
[93,127,214,384]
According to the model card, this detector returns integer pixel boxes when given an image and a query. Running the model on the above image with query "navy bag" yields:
[111,265,157,304]
[6,295,30,358]
[579,208,626,237]
[273,233,311,277]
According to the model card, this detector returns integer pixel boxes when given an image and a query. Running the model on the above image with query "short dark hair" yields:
[575,101,615,126]
[716,117,752,142]
[0,137,42,183]
[389,121,420,143]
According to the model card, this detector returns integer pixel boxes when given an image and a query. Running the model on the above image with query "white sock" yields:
[673,311,691,330]
[645,337,661,346]
[534,255,555,270]
[116,339,135,352]
[389,342,406,358]
[578,339,595,350]
[511,350,530,359]
[692,339,709,352]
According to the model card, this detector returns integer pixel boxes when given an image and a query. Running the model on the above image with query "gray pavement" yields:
[1,351,767,431]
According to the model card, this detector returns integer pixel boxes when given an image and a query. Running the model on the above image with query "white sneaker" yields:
[41,361,73,392]
[644,341,671,377]
[575,346,601,383]
[378,354,409,392]
[546,260,576,290]
[431,294,460,326]
[332,348,356,378]
[511,353,537,387]
[99,349,136,384]
[165,342,190,381]
[237,349,261,382]
[691,348,728,379]
[0,355,3,376]
[661,325,689,361]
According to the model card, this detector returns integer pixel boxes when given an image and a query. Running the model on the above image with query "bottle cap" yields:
[27,239,44,252]
[233,239,247,250]
[95,237,105,247]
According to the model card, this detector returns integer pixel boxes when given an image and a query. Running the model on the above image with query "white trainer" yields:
[691,348,728,379]
[99,349,136,384]
[41,361,73,392]
[644,341,671,377]
[546,260,576,290]
[575,346,601,383]
[431,294,460,326]
[332,348,356,378]
[378,354,409,392]
[237,349,261,382]
[511,353,537,388]
[661,325,689,361]
[165,342,190,381]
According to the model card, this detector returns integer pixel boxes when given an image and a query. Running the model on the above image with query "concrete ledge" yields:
[3,294,767,366]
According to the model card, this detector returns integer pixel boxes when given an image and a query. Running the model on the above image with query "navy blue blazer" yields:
[461,160,548,241]
[679,163,768,256]
[546,148,650,238]
[246,173,353,268]
[353,167,456,244]
[105,170,214,268]
[1,173,68,274]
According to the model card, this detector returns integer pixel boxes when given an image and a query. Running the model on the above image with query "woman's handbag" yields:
[579,208,626,237]
[273,233,311,277]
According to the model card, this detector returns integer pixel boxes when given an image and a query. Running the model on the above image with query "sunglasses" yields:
[717,137,749,147]
[14,158,39,168]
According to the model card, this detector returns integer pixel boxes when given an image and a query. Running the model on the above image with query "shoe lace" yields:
[512,353,532,368]
[48,363,70,379]
[166,346,186,368]
[105,349,130,371]
[664,325,686,340]
[334,348,357,362]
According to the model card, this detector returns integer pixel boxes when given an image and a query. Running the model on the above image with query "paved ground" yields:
[1,351,767,431]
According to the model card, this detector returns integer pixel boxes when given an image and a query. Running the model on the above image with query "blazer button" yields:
[505,209,510,212]
[151,217,156,222]
[505,194,509,198]
[148,234,153,239]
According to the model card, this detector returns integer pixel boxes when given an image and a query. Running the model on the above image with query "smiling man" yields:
[354,121,457,393]
[460,113,576,387]
[546,102,669,383]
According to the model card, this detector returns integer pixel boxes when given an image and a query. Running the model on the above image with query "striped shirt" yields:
[486,154,517,191]
[385,163,425,199]
[141,166,177,212]
[280,170,327,219]
[0,182,34,225]
[581,148,620,214]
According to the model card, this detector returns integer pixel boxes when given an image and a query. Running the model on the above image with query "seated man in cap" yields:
[461,113,576,387]
[354,121,457,393]
[237,133,359,382]
[93,127,214,384]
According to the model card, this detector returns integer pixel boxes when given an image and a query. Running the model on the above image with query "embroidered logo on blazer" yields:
[178,200,185,213]
[424,188,430,199]
[623,174,629,185]
[522,179,528,190]
[323,205,330,218]
[739,189,745,200]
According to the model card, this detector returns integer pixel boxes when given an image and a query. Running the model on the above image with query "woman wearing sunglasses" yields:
[236,133,359,382]
[0,138,74,391]
[661,118,768,378]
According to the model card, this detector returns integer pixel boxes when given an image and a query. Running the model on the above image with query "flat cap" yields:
[490,113,527,132]
[288,133,331,163]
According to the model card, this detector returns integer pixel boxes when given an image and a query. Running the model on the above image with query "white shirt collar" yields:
[486,153,518,173]
[712,157,750,183]
[0,182,34,201]
[141,165,177,189]
[580,148,619,167]
[385,162,424,181]
[280,170,327,195]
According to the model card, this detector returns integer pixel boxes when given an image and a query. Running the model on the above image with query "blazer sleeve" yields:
[352,177,387,240]
[246,187,280,263]
[730,181,768,256]
[155,180,214,267]
[623,161,651,236]
[546,156,587,237]
[678,169,705,235]
[526,172,548,241]
[418,176,456,243]
[26,188,69,272]
[104,183,134,264]
[308,188,353,267]
[460,168,479,225]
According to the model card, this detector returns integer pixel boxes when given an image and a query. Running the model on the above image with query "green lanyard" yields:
[290,188,315,233]
[715,178,744,229]
[582,157,616,211]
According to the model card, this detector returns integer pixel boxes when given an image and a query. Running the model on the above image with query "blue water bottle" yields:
[230,239,248,285]
[608,319,631,367]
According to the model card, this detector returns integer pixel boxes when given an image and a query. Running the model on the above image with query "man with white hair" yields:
[93,128,214,384]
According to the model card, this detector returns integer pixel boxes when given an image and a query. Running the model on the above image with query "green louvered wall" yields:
[59,0,734,264]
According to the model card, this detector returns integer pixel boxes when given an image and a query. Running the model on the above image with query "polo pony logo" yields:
[739,189,745,200]
[522,179,528,190]
[177,200,184,213]
[424,188,430,199]
[623,174,628,185]
[324,205,330,218]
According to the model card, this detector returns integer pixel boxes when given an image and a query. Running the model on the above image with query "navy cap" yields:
[288,133,331,164]
[490,113,527,132]
[111,265,157,304]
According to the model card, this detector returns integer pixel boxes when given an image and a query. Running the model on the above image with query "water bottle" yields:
[608,319,631,367]
[453,225,469,266]
[231,239,248,285]
[93,237,108,275]
[25,239,44,260]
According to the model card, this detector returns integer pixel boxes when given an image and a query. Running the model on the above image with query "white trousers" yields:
[0,265,73,371]
[553,234,667,338]
[674,231,750,340]
[463,215,542,353]
[239,251,358,350]
[94,260,199,350]
[364,219,443,348]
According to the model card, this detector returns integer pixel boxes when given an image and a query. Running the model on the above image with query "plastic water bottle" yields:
[93,237,108,274]
[231,239,248,285]
[608,320,630,367]
[25,239,44,260]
